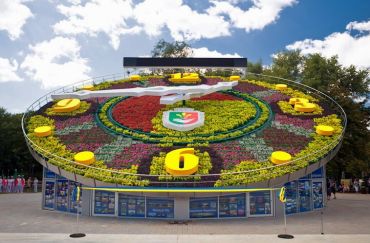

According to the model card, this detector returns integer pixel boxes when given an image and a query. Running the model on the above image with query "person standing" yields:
[27,177,32,192]
[16,176,22,193]
[21,176,25,193]
[2,177,7,192]
[33,177,39,192]
[8,176,14,193]
[0,177,2,192]
[330,179,336,199]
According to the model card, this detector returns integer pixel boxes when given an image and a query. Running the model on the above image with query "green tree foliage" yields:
[0,108,42,178]
[151,39,193,58]
[247,60,263,74]
[263,50,303,80]
[268,51,370,179]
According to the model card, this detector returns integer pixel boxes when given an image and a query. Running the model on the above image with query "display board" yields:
[44,169,56,179]
[69,181,81,213]
[311,168,323,178]
[298,180,312,212]
[312,181,323,209]
[44,181,55,209]
[285,181,298,214]
[146,198,174,218]
[118,194,145,218]
[94,191,116,215]
[219,194,246,218]
[56,179,68,212]
[189,197,218,218]
[249,191,272,216]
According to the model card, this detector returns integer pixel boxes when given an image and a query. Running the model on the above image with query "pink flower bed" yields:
[55,114,94,130]
[235,82,268,93]
[210,142,255,169]
[67,143,103,153]
[275,114,314,130]
[262,93,290,103]
[148,78,167,86]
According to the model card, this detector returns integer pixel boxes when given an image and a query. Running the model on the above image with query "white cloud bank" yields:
[192,47,241,57]
[53,0,296,50]
[286,19,370,69]
[20,37,91,88]
[0,0,33,40]
[0,57,23,82]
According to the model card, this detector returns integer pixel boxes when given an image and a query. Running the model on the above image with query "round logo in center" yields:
[162,108,205,131]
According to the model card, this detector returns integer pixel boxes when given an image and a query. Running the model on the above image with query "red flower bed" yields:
[112,96,165,132]
[191,92,242,101]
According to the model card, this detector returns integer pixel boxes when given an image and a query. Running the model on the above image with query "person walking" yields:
[33,177,39,192]
[8,176,14,193]
[327,178,332,200]
[0,177,2,193]
[330,179,336,199]
[16,175,22,193]
[354,179,360,193]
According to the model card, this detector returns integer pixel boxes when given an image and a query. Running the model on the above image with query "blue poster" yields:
[249,191,271,215]
[285,181,298,214]
[146,198,174,218]
[219,194,246,218]
[44,169,55,179]
[118,194,145,218]
[189,197,218,218]
[311,168,323,178]
[56,179,68,212]
[94,191,115,215]
[312,182,323,209]
[44,181,55,209]
[298,180,312,212]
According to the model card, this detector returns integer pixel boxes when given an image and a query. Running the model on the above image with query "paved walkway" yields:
[0,192,369,242]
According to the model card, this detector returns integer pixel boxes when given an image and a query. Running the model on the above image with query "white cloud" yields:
[286,19,370,69]
[0,57,23,82]
[133,0,230,41]
[0,0,33,40]
[192,47,241,57]
[20,37,91,88]
[207,0,297,32]
[53,0,141,50]
[54,0,295,49]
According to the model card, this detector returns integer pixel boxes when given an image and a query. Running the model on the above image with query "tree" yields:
[151,39,193,58]
[0,107,42,178]
[263,50,303,81]
[247,60,263,74]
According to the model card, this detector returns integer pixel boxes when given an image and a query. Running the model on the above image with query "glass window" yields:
[285,181,298,214]
[312,181,324,209]
[118,194,145,218]
[94,191,116,215]
[56,179,69,212]
[189,197,218,218]
[311,168,323,178]
[146,198,174,218]
[69,181,82,213]
[44,181,55,209]
[249,191,272,216]
[219,194,246,218]
[298,180,312,212]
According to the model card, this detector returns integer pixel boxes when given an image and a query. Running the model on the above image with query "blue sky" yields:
[0,0,369,113]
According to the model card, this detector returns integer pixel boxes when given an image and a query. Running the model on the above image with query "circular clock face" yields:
[27,77,344,187]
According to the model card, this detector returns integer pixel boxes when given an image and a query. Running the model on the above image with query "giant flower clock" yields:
[24,75,345,187]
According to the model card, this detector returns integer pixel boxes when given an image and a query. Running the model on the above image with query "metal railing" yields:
[21,72,347,186]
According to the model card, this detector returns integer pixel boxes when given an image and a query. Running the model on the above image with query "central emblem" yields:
[163,108,204,131]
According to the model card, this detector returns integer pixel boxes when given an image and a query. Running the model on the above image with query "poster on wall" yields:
[298,180,312,212]
[146,198,174,218]
[44,181,55,209]
[56,179,69,212]
[219,194,246,218]
[189,197,218,218]
[285,181,298,214]
[118,194,145,217]
[94,191,115,215]
[312,182,323,209]
[249,191,271,216]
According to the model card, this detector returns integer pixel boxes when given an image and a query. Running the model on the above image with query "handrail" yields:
[21,72,347,183]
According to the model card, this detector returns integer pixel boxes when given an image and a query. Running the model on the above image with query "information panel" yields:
[311,168,323,178]
[69,181,81,213]
[189,197,218,218]
[219,194,246,218]
[44,181,55,209]
[94,191,116,215]
[146,198,174,218]
[118,194,145,218]
[312,182,323,209]
[44,169,56,179]
[56,179,69,212]
[285,181,298,214]
[298,180,312,212]
[249,191,272,216]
